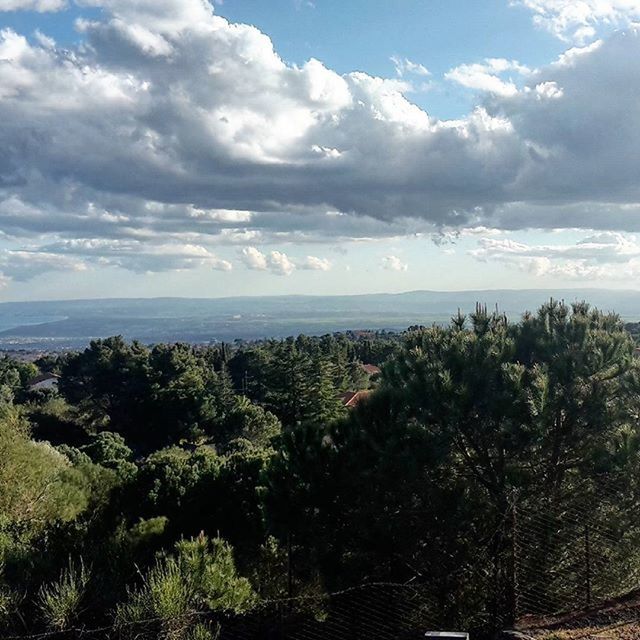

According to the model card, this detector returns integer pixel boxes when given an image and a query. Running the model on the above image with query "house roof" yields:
[28,373,60,386]
[339,390,372,408]
[361,363,381,376]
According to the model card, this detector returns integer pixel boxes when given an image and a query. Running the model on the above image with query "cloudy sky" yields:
[1,0,640,300]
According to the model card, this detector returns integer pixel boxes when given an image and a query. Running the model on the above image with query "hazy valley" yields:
[2,288,640,350]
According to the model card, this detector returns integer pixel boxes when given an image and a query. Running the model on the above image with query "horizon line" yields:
[2,286,640,306]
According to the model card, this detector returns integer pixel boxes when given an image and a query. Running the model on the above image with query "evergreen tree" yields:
[264,341,314,428]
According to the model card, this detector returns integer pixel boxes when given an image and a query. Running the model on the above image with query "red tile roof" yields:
[339,390,372,408]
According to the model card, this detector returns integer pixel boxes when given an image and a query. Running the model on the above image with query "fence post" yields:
[510,492,520,626]
[287,530,293,602]
[584,523,592,608]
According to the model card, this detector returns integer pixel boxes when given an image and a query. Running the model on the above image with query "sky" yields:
[1,1,640,300]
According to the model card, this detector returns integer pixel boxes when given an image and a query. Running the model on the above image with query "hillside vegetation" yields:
[1,301,640,638]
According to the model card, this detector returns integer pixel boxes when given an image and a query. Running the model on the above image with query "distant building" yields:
[361,363,381,376]
[339,390,372,409]
[28,373,60,392]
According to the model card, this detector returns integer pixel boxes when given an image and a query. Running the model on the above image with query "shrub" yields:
[37,557,90,631]
[116,534,254,639]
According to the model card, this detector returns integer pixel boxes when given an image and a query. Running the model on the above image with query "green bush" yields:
[37,558,90,631]
[116,534,254,639]
[0,578,22,629]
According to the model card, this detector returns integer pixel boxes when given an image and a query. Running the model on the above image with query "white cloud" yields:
[0,0,66,10]
[0,249,89,280]
[300,255,332,271]
[382,255,408,272]
[432,226,504,245]
[240,247,331,275]
[469,232,640,280]
[532,80,564,99]
[240,246,268,271]
[0,5,521,246]
[446,58,531,96]
[240,247,295,276]
[187,208,252,223]
[391,56,431,77]
[268,250,296,276]
[513,0,640,42]
[76,0,215,33]
[25,238,233,274]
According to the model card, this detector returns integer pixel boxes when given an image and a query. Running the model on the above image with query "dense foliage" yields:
[1,304,640,637]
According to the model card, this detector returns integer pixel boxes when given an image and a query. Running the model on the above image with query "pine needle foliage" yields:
[116,534,254,639]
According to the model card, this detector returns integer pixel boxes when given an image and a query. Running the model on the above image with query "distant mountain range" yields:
[1,289,639,350]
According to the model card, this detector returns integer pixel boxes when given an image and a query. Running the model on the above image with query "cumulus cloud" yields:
[470,232,640,280]
[299,255,332,271]
[240,247,330,275]
[240,247,294,276]
[268,251,295,276]
[1,1,640,283]
[0,3,525,247]
[513,0,640,42]
[382,255,408,272]
[240,246,268,271]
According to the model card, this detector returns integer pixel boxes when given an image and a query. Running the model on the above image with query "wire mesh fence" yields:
[218,583,442,640]
[9,475,640,638]
[514,473,640,629]
[2,583,462,640]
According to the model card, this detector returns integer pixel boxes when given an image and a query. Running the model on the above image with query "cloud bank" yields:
[2,0,640,283]
[470,232,640,280]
